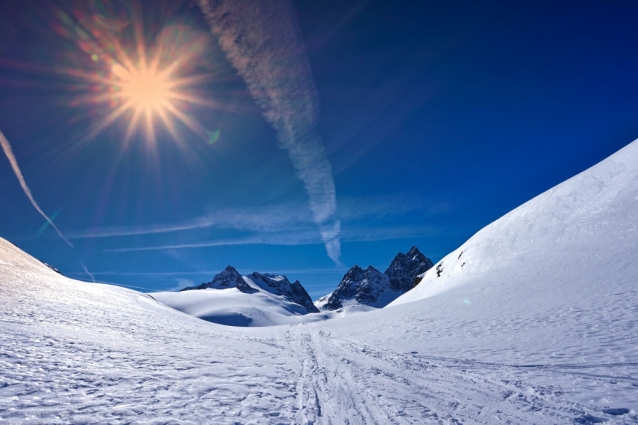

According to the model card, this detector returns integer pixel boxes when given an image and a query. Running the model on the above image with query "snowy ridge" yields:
[246,272,319,313]
[180,265,257,293]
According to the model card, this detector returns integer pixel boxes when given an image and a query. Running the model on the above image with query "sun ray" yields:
[164,103,205,137]
[49,4,216,146]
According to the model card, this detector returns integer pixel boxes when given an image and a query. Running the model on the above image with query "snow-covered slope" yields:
[2,139,638,424]
[393,138,638,307]
[153,267,319,327]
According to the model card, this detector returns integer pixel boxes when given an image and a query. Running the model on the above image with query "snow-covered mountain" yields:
[152,266,319,326]
[181,265,258,293]
[2,140,638,423]
[246,271,319,313]
[317,246,433,310]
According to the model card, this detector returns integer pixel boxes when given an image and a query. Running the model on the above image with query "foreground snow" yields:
[2,140,638,423]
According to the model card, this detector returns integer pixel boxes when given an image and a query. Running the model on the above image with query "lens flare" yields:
[87,29,213,145]
[104,53,193,143]
[112,63,170,112]
[39,2,219,146]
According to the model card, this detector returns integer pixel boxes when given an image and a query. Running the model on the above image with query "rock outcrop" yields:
[317,247,433,310]
[181,265,258,294]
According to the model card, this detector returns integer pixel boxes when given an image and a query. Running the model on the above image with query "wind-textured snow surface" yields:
[2,140,638,423]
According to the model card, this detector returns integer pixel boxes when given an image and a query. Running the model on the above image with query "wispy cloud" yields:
[103,232,316,253]
[169,278,195,292]
[197,0,341,264]
[69,194,445,240]
[69,193,449,253]
[67,204,313,239]
[66,267,342,277]
[102,223,439,253]
[0,131,73,247]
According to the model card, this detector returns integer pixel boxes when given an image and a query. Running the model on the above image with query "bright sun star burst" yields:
[112,63,171,114]
[95,47,209,145]
[108,57,183,142]
[66,8,214,146]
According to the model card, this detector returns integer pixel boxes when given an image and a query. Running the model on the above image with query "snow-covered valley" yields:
[2,139,638,424]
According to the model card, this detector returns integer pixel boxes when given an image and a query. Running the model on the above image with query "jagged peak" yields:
[407,246,421,256]
[384,246,433,292]
[222,265,240,273]
[318,246,434,310]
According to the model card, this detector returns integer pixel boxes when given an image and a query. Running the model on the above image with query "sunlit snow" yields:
[1,139,638,423]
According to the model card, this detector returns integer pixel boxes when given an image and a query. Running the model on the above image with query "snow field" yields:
[2,138,638,423]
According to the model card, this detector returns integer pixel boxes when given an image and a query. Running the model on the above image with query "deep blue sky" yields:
[1,0,637,299]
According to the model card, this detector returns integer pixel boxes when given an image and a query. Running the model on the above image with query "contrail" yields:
[81,262,96,282]
[0,131,73,247]
[198,0,341,264]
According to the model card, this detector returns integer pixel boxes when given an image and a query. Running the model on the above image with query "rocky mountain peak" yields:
[322,265,389,310]
[181,265,257,294]
[248,272,319,313]
[384,246,433,292]
[317,247,434,310]
[180,267,317,313]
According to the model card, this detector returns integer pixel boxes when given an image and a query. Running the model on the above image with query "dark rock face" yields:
[320,246,434,310]
[248,272,319,313]
[43,263,63,275]
[384,246,433,292]
[323,265,389,310]
[181,265,258,294]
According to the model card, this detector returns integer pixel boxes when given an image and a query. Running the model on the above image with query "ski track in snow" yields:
[280,324,633,425]
[2,266,634,425]
[1,285,636,424]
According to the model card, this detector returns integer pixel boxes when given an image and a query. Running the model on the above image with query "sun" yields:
[107,57,188,143]
[88,43,212,145]
[112,63,171,114]
[59,7,216,146]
